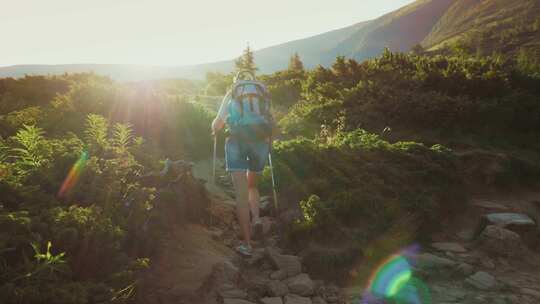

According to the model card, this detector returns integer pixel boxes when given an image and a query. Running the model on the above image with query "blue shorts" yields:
[225,137,269,173]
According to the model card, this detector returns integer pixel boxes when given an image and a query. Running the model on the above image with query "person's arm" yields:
[212,91,230,135]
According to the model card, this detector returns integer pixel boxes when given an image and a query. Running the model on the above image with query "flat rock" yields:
[284,294,312,304]
[431,242,467,253]
[261,297,284,304]
[287,273,314,296]
[267,249,302,277]
[465,271,497,290]
[484,213,535,228]
[267,280,289,297]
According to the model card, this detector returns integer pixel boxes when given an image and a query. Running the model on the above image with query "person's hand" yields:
[211,118,223,136]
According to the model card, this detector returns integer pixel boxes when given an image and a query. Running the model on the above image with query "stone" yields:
[521,288,540,299]
[284,294,312,304]
[219,289,248,299]
[465,271,497,290]
[261,297,283,304]
[270,269,288,280]
[431,242,467,253]
[478,225,523,257]
[267,280,289,297]
[287,273,314,296]
[247,248,266,266]
[245,276,270,295]
[224,299,257,304]
[267,249,302,277]
[484,213,536,229]
[311,296,327,304]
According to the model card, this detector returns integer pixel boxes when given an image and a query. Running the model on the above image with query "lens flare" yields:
[362,246,430,304]
[58,151,88,197]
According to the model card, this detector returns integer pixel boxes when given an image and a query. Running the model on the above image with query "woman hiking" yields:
[211,70,274,257]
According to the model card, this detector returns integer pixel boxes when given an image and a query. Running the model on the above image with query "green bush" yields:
[264,130,465,244]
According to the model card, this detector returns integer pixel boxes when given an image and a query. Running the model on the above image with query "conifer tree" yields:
[288,52,304,72]
[235,45,258,74]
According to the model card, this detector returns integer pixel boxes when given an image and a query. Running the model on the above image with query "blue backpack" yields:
[226,71,273,141]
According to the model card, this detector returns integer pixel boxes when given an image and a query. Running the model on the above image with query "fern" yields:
[84,114,109,152]
[112,122,134,152]
[11,124,49,170]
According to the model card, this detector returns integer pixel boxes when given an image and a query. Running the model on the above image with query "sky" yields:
[0,0,416,66]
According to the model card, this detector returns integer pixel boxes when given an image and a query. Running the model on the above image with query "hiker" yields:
[211,70,274,257]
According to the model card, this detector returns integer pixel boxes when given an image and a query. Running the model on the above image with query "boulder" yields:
[465,271,497,290]
[267,249,302,277]
[478,225,523,256]
[431,242,467,253]
[261,297,284,304]
[284,294,312,304]
[267,280,289,297]
[287,273,314,296]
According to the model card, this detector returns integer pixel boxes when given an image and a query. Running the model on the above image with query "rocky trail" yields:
[140,159,540,304]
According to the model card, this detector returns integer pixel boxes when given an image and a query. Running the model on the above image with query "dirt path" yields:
[140,158,540,304]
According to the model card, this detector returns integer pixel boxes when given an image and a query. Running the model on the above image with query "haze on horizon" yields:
[1,0,415,67]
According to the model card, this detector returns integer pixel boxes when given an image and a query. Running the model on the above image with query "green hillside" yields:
[423,0,540,54]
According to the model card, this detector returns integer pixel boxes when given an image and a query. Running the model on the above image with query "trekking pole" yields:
[212,135,217,185]
[268,149,279,212]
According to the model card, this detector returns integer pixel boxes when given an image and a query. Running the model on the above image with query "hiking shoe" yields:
[235,244,253,257]
[252,219,263,240]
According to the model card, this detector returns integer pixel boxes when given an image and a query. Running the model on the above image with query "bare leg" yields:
[232,171,251,247]
[247,171,260,222]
